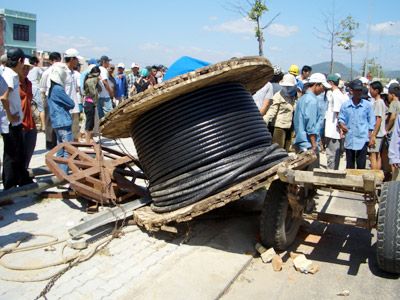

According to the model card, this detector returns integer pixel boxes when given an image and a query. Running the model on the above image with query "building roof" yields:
[0,8,36,20]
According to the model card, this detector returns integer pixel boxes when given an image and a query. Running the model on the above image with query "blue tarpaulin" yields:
[163,56,210,81]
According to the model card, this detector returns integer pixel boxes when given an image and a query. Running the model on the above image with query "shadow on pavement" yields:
[140,194,400,280]
[0,197,39,229]
[0,232,35,248]
[146,196,265,256]
[286,221,399,279]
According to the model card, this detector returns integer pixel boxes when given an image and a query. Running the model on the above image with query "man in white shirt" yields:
[98,55,114,119]
[325,74,348,169]
[296,65,312,84]
[368,81,387,170]
[64,48,81,141]
[252,81,273,116]
[40,52,61,149]
[0,48,32,189]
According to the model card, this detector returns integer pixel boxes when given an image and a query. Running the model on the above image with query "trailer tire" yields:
[377,181,400,274]
[260,180,302,250]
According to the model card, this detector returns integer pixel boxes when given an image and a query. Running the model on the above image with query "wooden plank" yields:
[304,212,369,228]
[277,168,383,191]
[134,151,316,231]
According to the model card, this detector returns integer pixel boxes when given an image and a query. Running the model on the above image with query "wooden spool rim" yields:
[100,56,273,139]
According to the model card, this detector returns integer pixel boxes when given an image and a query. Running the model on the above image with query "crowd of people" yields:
[0,47,166,190]
[1,47,400,191]
[254,63,400,180]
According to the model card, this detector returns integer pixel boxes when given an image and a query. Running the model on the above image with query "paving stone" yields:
[0,287,33,300]
[79,278,109,297]
[60,290,86,300]
[51,277,85,297]
[104,277,124,293]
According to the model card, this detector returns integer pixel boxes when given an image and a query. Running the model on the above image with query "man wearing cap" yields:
[338,79,375,169]
[79,58,98,95]
[288,64,299,77]
[270,65,284,95]
[39,52,61,149]
[261,65,284,114]
[47,62,75,174]
[324,74,349,169]
[359,76,369,87]
[127,62,140,96]
[0,48,33,189]
[98,55,114,118]
[115,63,128,103]
[64,48,81,141]
[263,73,297,150]
[293,73,331,159]
[289,64,307,93]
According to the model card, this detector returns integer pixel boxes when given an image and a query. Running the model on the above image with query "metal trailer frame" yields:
[277,166,383,230]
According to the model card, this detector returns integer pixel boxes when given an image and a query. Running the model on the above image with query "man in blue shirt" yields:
[115,63,128,103]
[339,79,375,169]
[294,73,331,154]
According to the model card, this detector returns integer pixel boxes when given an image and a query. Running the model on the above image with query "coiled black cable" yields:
[131,82,288,213]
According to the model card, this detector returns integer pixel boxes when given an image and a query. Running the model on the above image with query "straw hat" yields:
[100,56,273,138]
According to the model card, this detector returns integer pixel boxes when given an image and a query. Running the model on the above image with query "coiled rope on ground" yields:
[132,82,288,213]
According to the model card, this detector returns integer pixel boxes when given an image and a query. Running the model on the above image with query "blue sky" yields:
[2,0,400,71]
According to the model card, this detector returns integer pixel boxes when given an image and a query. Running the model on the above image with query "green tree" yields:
[337,15,362,80]
[232,1,280,56]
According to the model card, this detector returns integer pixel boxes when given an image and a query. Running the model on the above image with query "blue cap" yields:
[349,79,363,90]
[87,58,98,65]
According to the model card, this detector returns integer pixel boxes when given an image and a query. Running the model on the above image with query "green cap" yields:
[327,74,340,83]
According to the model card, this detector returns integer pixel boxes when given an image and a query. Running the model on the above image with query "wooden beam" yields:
[277,168,383,191]
[304,212,370,228]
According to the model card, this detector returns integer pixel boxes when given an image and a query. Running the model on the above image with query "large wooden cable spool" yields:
[99,56,286,213]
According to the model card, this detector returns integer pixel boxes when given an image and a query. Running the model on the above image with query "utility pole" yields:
[363,0,372,77]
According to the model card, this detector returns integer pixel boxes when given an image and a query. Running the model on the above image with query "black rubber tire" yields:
[376,181,400,274]
[260,180,303,251]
